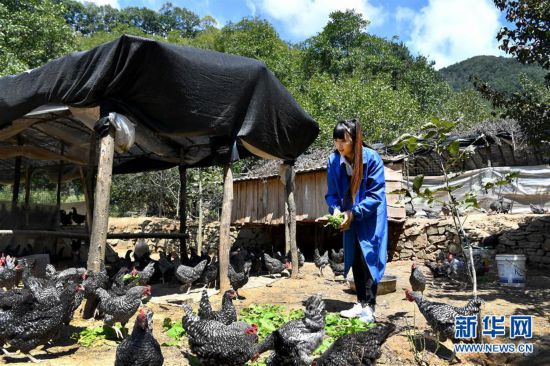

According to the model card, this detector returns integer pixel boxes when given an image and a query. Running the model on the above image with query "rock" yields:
[543,239,550,252]
[438,226,446,234]
[427,226,439,235]
[527,233,544,243]
[429,235,446,243]
[404,225,421,236]
[541,256,550,264]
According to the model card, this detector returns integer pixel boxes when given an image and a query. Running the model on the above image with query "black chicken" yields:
[59,209,73,226]
[286,249,305,269]
[157,251,175,284]
[314,249,329,277]
[182,304,260,366]
[405,289,483,342]
[313,322,395,366]
[71,207,86,225]
[198,258,219,289]
[95,286,152,338]
[198,289,237,325]
[228,262,251,298]
[175,259,208,294]
[258,294,326,365]
[115,308,164,366]
[264,253,288,278]
[409,263,426,295]
[188,248,211,267]
[424,260,450,278]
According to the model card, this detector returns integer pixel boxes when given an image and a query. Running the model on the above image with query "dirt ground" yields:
[2,259,548,366]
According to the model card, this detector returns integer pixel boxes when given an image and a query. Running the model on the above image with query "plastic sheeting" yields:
[406,165,550,214]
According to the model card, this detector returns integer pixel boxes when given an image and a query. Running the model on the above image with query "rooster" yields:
[405,289,483,342]
[198,289,237,325]
[115,308,164,366]
[409,263,426,295]
[175,259,208,294]
[95,286,152,338]
[312,322,395,366]
[228,262,251,298]
[182,304,260,365]
[314,249,329,277]
[258,294,325,365]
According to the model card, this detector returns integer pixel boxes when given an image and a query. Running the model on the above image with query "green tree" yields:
[0,0,76,75]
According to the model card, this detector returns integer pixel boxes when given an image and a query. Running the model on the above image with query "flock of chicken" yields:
[0,242,486,365]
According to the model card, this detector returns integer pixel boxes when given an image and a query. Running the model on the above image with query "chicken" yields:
[448,254,471,284]
[409,263,426,294]
[264,253,288,278]
[115,308,164,366]
[230,247,249,273]
[95,286,152,338]
[489,198,511,214]
[228,262,251,298]
[198,289,237,325]
[530,203,547,214]
[174,259,208,294]
[405,289,483,342]
[135,261,156,285]
[49,266,87,284]
[198,258,219,289]
[258,294,325,365]
[328,259,344,278]
[286,249,305,269]
[0,255,22,290]
[181,303,260,366]
[330,248,344,264]
[188,247,211,267]
[71,207,86,225]
[71,239,83,267]
[59,209,73,226]
[133,239,150,264]
[424,260,450,278]
[312,322,395,366]
[157,250,175,284]
[0,284,83,363]
[314,249,329,277]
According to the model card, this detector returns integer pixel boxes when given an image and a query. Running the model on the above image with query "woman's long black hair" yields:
[333,118,364,204]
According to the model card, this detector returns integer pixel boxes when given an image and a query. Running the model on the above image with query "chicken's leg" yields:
[114,326,124,339]
[25,353,43,363]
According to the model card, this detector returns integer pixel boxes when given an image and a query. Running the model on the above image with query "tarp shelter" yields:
[0,35,319,291]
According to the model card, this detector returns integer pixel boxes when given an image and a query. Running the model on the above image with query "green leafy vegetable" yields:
[323,213,345,229]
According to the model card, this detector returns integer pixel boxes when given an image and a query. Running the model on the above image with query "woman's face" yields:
[334,132,353,160]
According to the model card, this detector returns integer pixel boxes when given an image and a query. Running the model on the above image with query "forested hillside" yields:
[439,55,547,94]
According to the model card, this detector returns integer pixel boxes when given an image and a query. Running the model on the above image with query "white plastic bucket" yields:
[495,254,526,287]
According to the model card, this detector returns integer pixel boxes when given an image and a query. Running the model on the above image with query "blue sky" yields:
[82,0,511,69]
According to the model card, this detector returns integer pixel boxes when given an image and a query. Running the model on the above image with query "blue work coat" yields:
[325,146,388,283]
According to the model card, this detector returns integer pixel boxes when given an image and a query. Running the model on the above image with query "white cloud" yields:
[399,0,504,69]
[77,0,121,8]
[252,0,386,39]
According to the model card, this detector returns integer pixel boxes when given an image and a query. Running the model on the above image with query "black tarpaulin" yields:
[0,35,318,171]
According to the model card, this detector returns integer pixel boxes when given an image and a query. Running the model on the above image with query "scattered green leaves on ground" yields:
[162,317,186,346]
[122,273,140,282]
[73,325,121,347]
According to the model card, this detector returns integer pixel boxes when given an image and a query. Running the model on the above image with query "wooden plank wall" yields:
[232,163,406,225]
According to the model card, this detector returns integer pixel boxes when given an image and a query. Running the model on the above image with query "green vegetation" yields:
[73,325,121,347]
[323,213,345,229]
[439,56,547,94]
[162,317,186,347]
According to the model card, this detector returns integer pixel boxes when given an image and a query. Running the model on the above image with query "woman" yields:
[325,118,388,322]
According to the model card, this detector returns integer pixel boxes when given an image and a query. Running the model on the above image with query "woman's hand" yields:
[339,210,353,231]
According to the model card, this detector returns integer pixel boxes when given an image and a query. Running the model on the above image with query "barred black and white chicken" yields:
[175,260,208,294]
[264,253,289,278]
[182,304,260,366]
[258,294,326,365]
[228,262,251,298]
[405,289,483,342]
[409,263,426,295]
[115,308,164,366]
[312,322,395,366]
[198,289,237,325]
[0,255,22,290]
[314,249,329,277]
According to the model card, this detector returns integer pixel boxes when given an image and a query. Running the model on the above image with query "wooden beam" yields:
[0,119,42,141]
[0,230,190,240]
[0,145,86,165]
[69,106,179,161]
[56,144,65,207]
[12,146,22,210]
[282,162,298,278]
[218,164,233,293]
[85,132,97,230]
[86,127,115,272]
[24,164,32,209]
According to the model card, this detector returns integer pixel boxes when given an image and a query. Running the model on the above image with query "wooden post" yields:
[178,154,189,263]
[85,132,97,230]
[197,168,203,253]
[56,143,65,207]
[218,164,233,292]
[281,162,298,278]
[86,127,115,272]
[12,152,22,211]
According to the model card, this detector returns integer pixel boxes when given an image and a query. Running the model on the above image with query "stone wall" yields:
[392,214,550,268]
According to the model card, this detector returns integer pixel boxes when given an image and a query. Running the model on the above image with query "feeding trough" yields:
[347,273,397,295]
